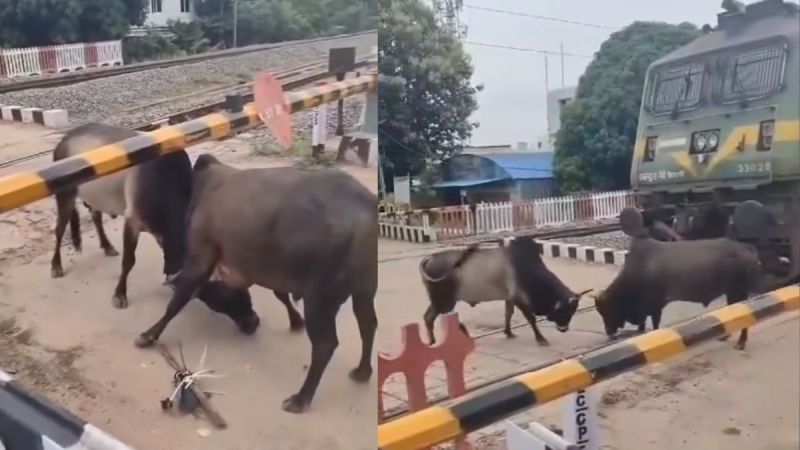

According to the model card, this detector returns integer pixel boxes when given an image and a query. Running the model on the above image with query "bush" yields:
[122,29,181,63]
[168,20,211,55]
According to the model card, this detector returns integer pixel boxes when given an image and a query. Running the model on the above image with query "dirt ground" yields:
[376,239,799,450]
[0,124,377,450]
[474,313,800,450]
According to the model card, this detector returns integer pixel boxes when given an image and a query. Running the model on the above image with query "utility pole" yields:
[560,42,565,88]
[232,0,238,48]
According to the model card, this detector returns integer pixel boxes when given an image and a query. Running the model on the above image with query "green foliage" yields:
[168,20,211,54]
[378,0,480,177]
[122,30,181,63]
[0,0,374,50]
[553,21,701,193]
[195,0,377,48]
[0,0,147,47]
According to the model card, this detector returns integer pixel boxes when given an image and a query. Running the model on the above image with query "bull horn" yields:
[576,288,593,297]
[418,256,449,283]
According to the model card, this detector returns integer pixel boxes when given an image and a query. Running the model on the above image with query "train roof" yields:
[651,0,799,68]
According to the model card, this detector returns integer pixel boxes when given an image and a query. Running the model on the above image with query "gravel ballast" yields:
[551,230,631,251]
[0,32,375,128]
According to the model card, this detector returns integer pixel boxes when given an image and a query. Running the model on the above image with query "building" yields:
[145,0,197,26]
[546,86,576,142]
[430,149,555,205]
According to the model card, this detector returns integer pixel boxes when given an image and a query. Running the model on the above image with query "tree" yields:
[194,0,377,47]
[553,21,701,193]
[0,0,147,47]
[379,0,480,178]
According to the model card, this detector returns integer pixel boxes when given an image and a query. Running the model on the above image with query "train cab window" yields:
[716,43,787,104]
[645,62,705,115]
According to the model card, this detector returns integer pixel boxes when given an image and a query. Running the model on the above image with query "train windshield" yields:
[644,61,705,116]
[715,43,788,104]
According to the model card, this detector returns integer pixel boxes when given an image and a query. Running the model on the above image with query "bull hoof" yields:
[103,247,119,257]
[349,366,372,383]
[734,342,746,351]
[281,394,309,414]
[718,335,730,342]
[112,294,129,309]
[504,330,516,338]
[73,242,82,254]
[51,266,64,279]
[238,315,261,335]
[535,337,550,346]
[134,334,156,348]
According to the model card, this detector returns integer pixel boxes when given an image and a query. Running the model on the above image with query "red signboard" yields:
[253,71,293,150]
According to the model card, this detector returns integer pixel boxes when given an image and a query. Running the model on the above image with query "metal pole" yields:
[232,0,238,48]
[335,71,345,135]
[560,42,565,88]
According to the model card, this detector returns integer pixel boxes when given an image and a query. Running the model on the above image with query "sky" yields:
[461,0,728,146]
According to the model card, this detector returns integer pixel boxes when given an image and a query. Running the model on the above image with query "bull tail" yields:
[419,244,480,283]
[452,244,480,269]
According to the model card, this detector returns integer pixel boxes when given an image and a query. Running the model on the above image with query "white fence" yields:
[0,40,123,78]
[379,190,636,242]
[475,202,514,234]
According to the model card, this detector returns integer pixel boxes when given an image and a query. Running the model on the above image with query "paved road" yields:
[0,132,377,450]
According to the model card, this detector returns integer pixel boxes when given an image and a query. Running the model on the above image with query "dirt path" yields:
[475,312,800,450]
[0,131,377,450]
[375,239,799,450]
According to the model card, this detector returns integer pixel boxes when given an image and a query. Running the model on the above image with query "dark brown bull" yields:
[134,155,377,414]
[48,124,305,331]
[50,123,191,308]
[594,207,764,350]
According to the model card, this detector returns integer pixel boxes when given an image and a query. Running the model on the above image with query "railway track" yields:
[377,222,622,264]
[0,56,375,171]
[0,30,375,94]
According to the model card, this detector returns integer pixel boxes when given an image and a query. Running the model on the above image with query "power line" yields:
[464,4,617,30]
[464,41,593,58]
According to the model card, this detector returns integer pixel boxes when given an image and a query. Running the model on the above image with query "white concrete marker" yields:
[563,389,600,450]
[505,388,599,450]
[42,109,70,128]
[311,103,327,148]
[21,107,42,123]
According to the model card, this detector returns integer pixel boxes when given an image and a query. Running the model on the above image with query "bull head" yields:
[549,288,592,332]
[593,290,623,337]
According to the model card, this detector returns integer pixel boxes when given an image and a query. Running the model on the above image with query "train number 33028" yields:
[737,161,771,174]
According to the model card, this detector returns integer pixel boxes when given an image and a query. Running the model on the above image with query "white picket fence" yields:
[378,190,636,242]
[0,40,123,78]
[475,202,514,234]
[450,190,635,238]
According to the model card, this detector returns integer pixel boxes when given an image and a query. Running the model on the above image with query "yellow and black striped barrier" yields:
[377,285,800,450]
[0,73,377,213]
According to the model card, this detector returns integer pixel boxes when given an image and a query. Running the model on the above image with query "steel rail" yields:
[0,60,374,171]
[0,30,376,94]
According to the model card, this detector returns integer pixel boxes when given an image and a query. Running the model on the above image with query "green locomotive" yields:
[630,0,800,281]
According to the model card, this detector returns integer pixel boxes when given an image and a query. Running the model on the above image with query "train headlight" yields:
[644,136,658,162]
[707,131,720,150]
[693,133,708,151]
[758,119,774,151]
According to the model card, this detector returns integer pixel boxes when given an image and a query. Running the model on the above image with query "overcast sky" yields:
[461,0,728,146]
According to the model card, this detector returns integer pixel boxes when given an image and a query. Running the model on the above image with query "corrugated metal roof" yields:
[431,177,508,189]
[473,152,554,180]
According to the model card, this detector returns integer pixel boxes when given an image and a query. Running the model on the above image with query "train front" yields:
[630,0,800,213]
